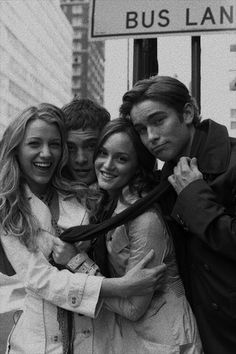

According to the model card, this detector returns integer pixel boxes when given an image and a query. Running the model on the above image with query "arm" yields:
[101,251,166,298]
[104,210,167,321]
[1,233,103,318]
[1,234,161,318]
[169,157,236,259]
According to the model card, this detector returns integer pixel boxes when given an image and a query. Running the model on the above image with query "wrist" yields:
[101,277,124,297]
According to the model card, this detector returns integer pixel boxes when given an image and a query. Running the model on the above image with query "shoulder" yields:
[128,207,165,233]
[227,138,236,174]
[230,137,236,155]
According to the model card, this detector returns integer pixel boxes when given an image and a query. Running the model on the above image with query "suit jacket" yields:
[158,119,236,354]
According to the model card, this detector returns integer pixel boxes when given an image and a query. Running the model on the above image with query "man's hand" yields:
[168,157,203,195]
[52,238,77,265]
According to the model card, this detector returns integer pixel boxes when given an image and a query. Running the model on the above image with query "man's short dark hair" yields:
[120,76,201,127]
[62,98,110,132]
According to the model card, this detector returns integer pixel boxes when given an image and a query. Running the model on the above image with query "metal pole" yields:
[191,36,201,113]
[133,38,158,85]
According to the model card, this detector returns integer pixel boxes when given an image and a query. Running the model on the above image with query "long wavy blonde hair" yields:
[0,103,94,250]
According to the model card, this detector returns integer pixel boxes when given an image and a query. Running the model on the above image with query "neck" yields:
[32,186,54,206]
[174,125,196,163]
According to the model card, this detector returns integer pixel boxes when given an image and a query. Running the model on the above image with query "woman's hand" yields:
[119,250,166,297]
[100,250,166,297]
[52,238,77,265]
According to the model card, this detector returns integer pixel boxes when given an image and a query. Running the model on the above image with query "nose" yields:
[147,126,160,143]
[40,144,52,158]
[75,148,88,164]
[103,156,114,170]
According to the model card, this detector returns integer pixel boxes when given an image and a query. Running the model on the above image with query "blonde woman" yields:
[0,104,162,354]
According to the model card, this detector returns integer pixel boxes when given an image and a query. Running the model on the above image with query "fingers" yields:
[190,157,198,171]
[142,263,167,291]
[155,263,167,275]
[178,156,191,169]
[52,250,59,262]
[136,249,155,269]
[175,157,191,175]
[168,174,175,186]
[176,157,198,173]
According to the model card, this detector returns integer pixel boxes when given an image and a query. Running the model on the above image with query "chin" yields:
[98,181,111,191]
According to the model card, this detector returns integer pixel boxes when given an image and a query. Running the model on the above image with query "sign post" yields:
[191,36,201,112]
[90,1,236,40]
[90,0,236,109]
[133,38,158,85]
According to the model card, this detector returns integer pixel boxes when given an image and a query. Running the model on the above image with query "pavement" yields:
[0,312,14,353]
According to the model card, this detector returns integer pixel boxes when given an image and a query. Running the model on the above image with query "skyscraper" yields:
[60,0,105,105]
[0,0,72,135]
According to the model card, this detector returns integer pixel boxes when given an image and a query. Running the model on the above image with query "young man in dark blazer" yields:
[120,75,236,354]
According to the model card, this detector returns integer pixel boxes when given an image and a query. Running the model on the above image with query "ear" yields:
[183,103,194,125]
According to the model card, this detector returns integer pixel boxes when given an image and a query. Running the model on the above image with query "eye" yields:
[117,156,128,163]
[151,114,166,126]
[28,141,40,147]
[154,118,164,125]
[136,126,147,135]
[97,148,107,157]
[67,144,76,152]
[50,142,61,148]
[87,142,96,150]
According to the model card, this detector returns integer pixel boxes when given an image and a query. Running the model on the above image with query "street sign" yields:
[90,0,236,40]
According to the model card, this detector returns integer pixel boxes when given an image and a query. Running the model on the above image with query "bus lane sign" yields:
[90,0,236,40]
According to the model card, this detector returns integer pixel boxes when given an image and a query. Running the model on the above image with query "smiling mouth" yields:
[33,162,52,170]
[101,171,116,180]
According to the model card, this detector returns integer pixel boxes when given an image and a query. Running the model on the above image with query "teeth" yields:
[102,171,115,178]
[34,162,51,168]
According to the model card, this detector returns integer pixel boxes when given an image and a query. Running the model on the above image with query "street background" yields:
[0,0,235,352]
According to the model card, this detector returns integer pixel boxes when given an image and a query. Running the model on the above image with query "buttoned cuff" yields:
[78,275,104,318]
[67,274,104,318]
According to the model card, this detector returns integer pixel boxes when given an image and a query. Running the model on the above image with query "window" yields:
[73,54,82,63]
[230,121,236,129]
[230,44,236,52]
[231,109,236,118]
[72,17,83,26]
[73,67,82,76]
[74,30,82,39]
[72,5,82,14]
[73,42,82,51]
[230,78,236,91]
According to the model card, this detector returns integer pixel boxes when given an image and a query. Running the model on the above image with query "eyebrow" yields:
[147,111,167,122]
[26,136,61,141]
[147,111,166,121]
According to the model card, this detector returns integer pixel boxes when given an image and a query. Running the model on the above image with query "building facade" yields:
[0,0,72,135]
[229,42,236,133]
[60,0,105,105]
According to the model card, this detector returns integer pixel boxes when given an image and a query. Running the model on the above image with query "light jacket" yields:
[104,187,202,354]
[0,187,104,354]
